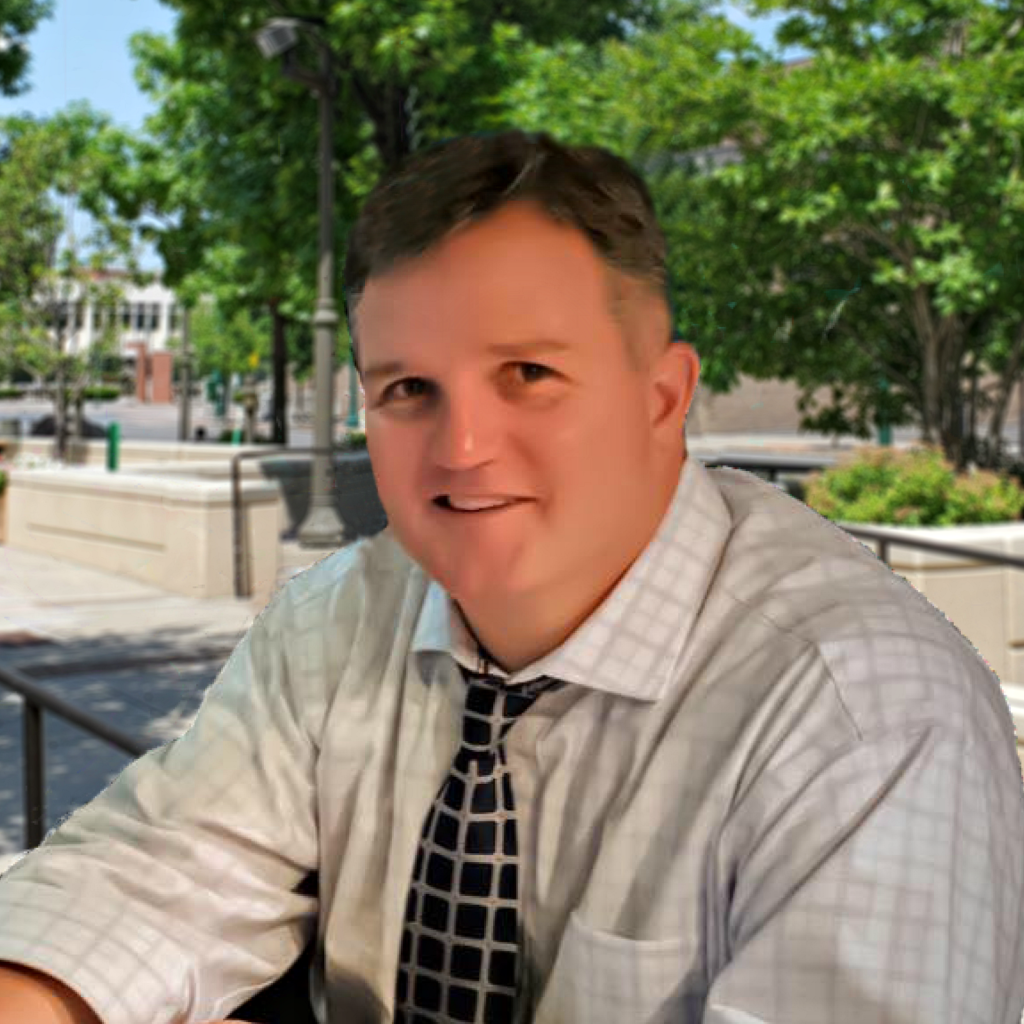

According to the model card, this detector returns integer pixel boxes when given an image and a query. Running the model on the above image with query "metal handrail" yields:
[0,660,149,852]
[698,451,845,480]
[841,524,1024,571]
[228,448,847,599]
[4,442,1024,1022]
[229,445,1024,596]
[8,446,1024,859]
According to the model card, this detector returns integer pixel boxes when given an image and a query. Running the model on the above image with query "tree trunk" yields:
[54,346,68,463]
[73,391,84,440]
[220,367,233,436]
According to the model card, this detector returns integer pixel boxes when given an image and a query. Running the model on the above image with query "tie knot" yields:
[459,671,563,754]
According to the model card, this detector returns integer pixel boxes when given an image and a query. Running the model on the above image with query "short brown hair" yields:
[342,128,677,375]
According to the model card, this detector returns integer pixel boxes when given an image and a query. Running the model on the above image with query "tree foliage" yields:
[166,296,269,385]
[490,0,1024,470]
[111,0,683,442]
[0,0,54,96]
[92,0,1024,475]
[0,105,145,454]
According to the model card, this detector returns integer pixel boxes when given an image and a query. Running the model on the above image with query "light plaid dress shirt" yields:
[0,454,1022,1024]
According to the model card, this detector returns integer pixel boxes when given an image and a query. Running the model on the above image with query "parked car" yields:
[29,414,109,439]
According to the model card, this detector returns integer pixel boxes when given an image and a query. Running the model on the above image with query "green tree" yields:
[114,0,680,446]
[0,0,54,96]
[492,0,1024,471]
[165,293,269,429]
[0,106,143,457]
[0,113,60,385]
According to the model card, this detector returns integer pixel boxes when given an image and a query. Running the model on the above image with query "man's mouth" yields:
[432,496,528,514]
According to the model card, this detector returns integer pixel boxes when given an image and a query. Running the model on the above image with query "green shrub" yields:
[0,467,5,497]
[80,386,121,402]
[0,387,22,399]
[803,444,1024,525]
[339,430,367,450]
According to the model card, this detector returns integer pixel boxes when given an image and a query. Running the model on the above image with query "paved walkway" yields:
[0,547,265,865]
[0,427,995,870]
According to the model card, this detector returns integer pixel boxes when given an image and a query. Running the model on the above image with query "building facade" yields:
[57,270,183,362]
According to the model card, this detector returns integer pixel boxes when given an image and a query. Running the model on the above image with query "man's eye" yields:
[381,363,554,404]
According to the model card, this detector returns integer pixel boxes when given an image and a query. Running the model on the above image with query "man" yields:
[0,129,1022,1024]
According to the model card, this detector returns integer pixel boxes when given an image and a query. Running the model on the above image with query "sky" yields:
[0,0,179,129]
[0,0,809,270]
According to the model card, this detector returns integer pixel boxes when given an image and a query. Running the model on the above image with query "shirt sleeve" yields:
[0,587,323,1024]
[703,720,1024,1024]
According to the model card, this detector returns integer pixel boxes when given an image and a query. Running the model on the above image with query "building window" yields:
[169,304,181,333]
[73,302,84,330]
[149,302,161,331]
[133,304,147,331]
[120,303,132,329]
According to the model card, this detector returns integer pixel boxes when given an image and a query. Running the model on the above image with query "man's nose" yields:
[429,395,503,467]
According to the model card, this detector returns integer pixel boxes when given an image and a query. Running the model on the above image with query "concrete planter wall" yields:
[840,519,1024,688]
[4,467,282,605]
[0,436,271,467]
[2,439,386,542]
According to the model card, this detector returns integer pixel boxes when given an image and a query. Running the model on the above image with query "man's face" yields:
[355,199,699,661]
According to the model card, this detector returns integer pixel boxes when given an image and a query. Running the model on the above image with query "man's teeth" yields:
[448,497,514,511]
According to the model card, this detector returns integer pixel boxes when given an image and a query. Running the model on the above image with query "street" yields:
[0,394,364,448]
[1,394,1021,453]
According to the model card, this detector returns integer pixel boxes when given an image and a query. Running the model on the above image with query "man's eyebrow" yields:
[362,339,575,385]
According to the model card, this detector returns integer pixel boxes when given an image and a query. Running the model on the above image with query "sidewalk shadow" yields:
[0,626,244,856]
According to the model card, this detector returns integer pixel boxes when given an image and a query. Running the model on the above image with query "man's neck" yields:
[457,568,622,677]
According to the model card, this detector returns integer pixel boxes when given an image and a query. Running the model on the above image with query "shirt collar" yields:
[409,454,733,702]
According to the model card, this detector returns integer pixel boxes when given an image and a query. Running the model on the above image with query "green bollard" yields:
[107,422,120,471]
[231,426,242,445]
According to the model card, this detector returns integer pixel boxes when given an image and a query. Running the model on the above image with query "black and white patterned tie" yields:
[394,667,563,1023]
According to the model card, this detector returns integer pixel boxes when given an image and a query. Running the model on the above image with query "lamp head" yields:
[255,18,300,60]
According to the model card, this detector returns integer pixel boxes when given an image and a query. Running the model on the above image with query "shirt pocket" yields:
[532,909,691,1024]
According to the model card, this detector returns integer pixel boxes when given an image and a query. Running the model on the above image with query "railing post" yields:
[23,700,45,849]
[232,452,246,599]
[231,446,336,600]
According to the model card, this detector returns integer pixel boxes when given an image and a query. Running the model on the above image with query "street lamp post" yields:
[256,17,347,548]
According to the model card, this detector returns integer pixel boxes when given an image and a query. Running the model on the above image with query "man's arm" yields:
[0,968,243,1024]
[704,722,1024,1023]
[0,582,328,1024]
[0,962,102,1024]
